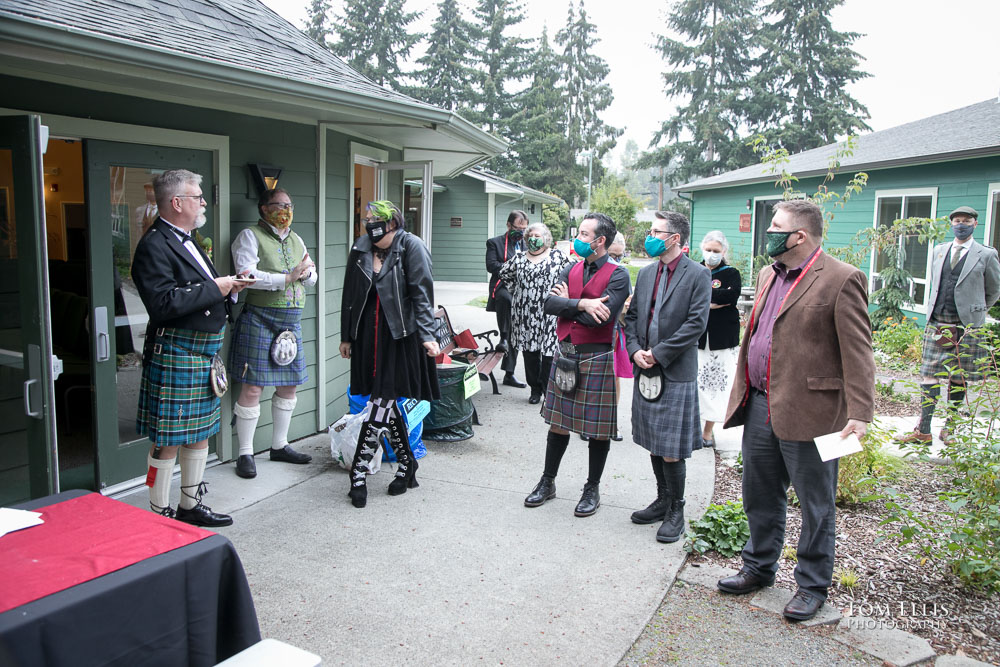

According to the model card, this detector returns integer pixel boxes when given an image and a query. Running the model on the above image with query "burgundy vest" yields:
[556,260,617,344]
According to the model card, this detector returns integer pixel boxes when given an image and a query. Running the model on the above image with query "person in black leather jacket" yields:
[339,201,440,508]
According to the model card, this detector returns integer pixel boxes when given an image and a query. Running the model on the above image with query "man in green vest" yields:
[230,188,316,478]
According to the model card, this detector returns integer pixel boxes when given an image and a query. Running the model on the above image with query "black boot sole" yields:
[655,531,682,543]
[631,512,667,525]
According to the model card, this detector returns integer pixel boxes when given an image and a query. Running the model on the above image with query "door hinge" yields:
[213,183,219,206]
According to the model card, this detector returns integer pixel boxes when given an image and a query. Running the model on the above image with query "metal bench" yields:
[433,307,504,395]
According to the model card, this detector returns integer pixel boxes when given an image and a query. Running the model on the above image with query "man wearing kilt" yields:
[524,212,630,517]
[900,206,1000,445]
[230,188,316,478]
[132,169,248,526]
[623,211,711,543]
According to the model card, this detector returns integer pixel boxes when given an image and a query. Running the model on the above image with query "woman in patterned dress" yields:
[498,222,569,404]
[696,230,742,448]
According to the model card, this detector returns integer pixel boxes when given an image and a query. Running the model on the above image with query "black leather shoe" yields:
[612,429,623,442]
[270,445,312,464]
[631,487,668,525]
[574,482,600,517]
[524,476,556,507]
[783,589,824,621]
[495,339,509,353]
[236,454,257,478]
[502,374,527,388]
[717,569,774,595]
[174,503,233,527]
[656,499,686,543]
[528,391,541,404]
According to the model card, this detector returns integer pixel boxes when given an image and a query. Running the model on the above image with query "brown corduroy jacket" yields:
[724,250,875,442]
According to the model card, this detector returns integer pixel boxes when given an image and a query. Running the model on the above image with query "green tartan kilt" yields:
[919,321,989,382]
[137,327,225,447]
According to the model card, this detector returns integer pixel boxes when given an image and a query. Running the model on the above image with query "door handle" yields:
[23,378,41,417]
[95,306,110,362]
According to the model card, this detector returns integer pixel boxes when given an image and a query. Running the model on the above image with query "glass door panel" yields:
[376,161,433,249]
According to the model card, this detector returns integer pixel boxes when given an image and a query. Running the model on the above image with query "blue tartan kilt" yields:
[230,305,308,387]
[631,378,702,459]
[540,346,617,440]
[137,327,224,447]
[919,321,989,382]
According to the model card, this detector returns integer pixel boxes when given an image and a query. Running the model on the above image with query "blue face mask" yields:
[644,234,667,258]
[574,237,596,258]
[952,223,975,241]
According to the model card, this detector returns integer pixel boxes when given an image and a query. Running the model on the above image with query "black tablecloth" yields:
[0,490,261,667]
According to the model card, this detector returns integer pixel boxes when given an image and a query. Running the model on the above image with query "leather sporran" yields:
[933,325,961,349]
[210,353,229,397]
[554,356,579,394]
[637,366,664,402]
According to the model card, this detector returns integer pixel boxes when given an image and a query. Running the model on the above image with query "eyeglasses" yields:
[267,203,293,211]
[175,194,206,203]
[648,229,671,237]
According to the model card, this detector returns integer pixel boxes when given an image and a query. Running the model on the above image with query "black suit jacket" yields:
[131,218,230,335]
[485,232,519,312]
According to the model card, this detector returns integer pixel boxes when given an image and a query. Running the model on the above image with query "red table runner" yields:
[0,493,212,613]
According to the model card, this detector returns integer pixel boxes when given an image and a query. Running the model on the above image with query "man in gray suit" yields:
[902,205,1000,444]
[624,211,711,542]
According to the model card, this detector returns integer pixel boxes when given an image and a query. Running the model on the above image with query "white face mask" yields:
[703,250,723,267]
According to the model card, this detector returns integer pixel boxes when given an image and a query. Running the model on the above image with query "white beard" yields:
[194,208,207,228]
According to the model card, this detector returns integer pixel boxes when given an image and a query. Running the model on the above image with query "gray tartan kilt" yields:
[137,327,224,447]
[540,346,617,440]
[230,304,308,387]
[919,321,989,381]
[631,379,702,459]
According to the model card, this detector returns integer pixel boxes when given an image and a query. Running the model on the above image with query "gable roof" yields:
[465,168,564,206]
[0,0,505,176]
[677,99,1000,192]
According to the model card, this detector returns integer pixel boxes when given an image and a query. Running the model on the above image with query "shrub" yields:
[872,316,923,362]
[684,500,750,558]
[837,418,907,504]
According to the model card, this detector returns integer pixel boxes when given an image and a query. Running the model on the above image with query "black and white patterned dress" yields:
[498,249,569,355]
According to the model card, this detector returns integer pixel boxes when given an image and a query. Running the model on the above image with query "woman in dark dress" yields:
[339,201,440,508]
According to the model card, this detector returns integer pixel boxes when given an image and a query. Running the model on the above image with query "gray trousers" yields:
[740,390,839,598]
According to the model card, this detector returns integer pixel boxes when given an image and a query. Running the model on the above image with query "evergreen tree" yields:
[753,0,870,153]
[409,0,477,111]
[556,1,621,161]
[304,0,333,48]
[468,0,530,135]
[645,0,761,183]
[331,0,422,90]
[506,28,579,204]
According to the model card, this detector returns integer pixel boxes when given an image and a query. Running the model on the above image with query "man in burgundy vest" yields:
[524,212,631,517]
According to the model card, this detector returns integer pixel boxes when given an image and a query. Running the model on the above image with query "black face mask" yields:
[366,219,389,243]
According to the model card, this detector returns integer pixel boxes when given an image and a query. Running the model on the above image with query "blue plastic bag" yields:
[347,389,428,462]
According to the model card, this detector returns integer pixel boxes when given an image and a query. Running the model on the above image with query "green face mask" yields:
[765,230,800,257]
[527,236,545,251]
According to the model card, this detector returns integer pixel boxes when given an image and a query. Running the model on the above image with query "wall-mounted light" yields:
[248,163,283,197]
[746,198,752,210]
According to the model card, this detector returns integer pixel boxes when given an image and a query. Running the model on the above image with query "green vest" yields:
[244,222,307,309]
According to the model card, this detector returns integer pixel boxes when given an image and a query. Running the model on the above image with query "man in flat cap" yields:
[901,205,1000,444]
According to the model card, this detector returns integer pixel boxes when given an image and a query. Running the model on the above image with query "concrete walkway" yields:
[118,280,715,665]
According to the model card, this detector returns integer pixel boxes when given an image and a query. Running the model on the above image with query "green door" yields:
[84,140,215,490]
[0,115,58,504]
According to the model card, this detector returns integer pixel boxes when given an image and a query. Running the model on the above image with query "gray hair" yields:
[153,169,202,209]
[700,230,730,257]
[610,232,626,250]
[526,221,553,248]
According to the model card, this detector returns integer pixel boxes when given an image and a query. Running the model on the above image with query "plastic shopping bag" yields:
[329,409,381,474]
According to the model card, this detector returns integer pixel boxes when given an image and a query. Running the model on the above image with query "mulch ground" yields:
[690,453,999,665]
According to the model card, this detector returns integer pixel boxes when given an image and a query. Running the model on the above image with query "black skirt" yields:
[350,283,440,402]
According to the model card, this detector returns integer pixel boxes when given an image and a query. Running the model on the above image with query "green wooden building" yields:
[677,99,1000,318]
[431,168,563,282]
[0,0,505,503]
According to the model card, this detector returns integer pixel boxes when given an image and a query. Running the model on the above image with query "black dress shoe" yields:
[524,476,556,507]
[236,454,257,478]
[574,482,600,517]
[717,569,774,595]
[528,391,541,404]
[502,374,527,388]
[495,339,509,353]
[783,589,823,621]
[612,429,623,442]
[270,445,312,464]
[174,503,233,527]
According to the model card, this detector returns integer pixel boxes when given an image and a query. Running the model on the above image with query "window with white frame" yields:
[870,189,937,310]
[986,182,1000,251]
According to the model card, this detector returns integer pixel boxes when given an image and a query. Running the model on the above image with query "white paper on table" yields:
[0,507,44,538]
[813,431,863,462]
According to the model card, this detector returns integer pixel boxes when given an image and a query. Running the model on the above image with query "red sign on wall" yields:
[739,213,751,232]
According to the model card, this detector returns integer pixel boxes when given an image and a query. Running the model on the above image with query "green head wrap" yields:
[367,200,397,222]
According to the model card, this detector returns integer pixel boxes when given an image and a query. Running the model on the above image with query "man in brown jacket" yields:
[716,199,875,621]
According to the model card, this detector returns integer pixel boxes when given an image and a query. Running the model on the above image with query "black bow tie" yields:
[174,230,192,243]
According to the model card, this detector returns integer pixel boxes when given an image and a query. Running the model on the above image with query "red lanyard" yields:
[744,249,822,420]
[491,233,512,299]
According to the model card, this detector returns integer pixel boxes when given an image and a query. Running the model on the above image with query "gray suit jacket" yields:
[927,240,1000,327]
[624,254,711,382]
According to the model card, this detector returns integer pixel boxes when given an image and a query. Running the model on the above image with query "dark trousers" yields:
[494,286,518,373]
[740,391,839,598]
[522,350,553,395]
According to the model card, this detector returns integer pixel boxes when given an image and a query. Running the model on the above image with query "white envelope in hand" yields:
[813,431,863,462]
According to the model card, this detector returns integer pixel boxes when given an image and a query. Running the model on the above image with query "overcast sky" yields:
[261,0,1000,167]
